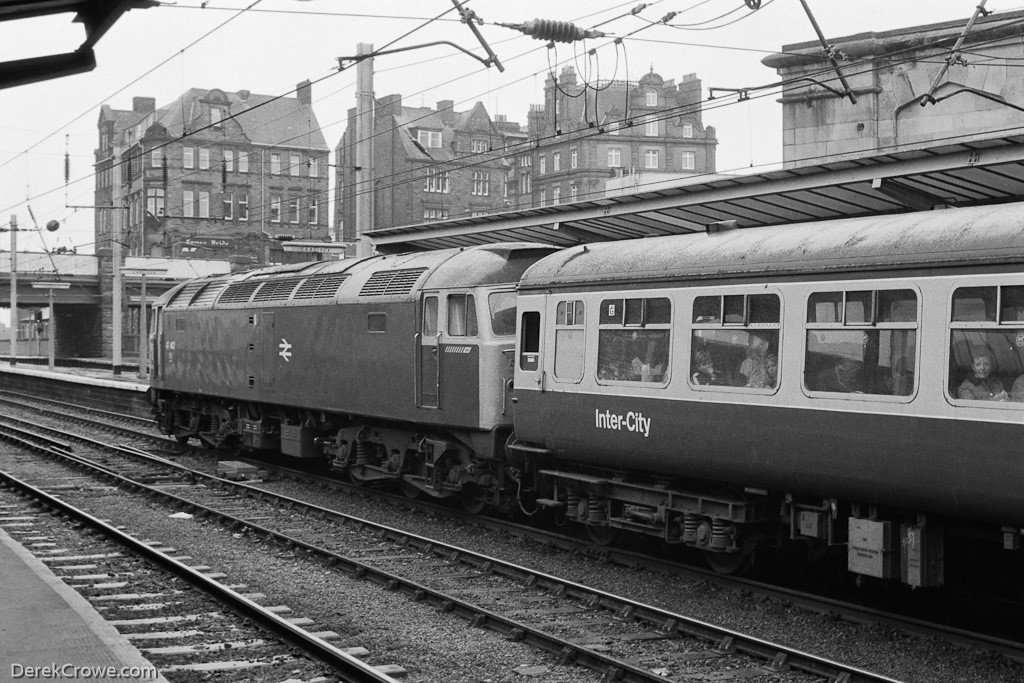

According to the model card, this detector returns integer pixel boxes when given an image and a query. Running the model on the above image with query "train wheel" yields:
[702,549,752,575]
[174,435,190,445]
[585,525,619,546]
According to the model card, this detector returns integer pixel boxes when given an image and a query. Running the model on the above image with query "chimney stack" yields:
[296,79,312,105]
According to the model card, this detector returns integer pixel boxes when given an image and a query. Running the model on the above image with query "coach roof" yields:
[519,202,1024,290]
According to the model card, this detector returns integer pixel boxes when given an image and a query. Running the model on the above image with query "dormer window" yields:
[645,91,658,106]
[417,130,442,149]
[211,108,223,127]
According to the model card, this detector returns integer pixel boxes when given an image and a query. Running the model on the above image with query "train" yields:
[149,201,1024,587]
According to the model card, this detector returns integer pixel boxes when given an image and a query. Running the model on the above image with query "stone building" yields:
[514,67,718,209]
[94,83,329,358]
[335,97,518,240]
[761,9,1024,168]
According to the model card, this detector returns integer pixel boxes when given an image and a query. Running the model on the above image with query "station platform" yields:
[0,528,167,682]
[0,358,149,392]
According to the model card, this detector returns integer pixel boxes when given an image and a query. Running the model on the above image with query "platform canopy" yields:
[367,135,1024,253]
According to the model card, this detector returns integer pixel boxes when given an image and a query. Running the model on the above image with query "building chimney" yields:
[296,79,312,105]
[436,99,455,125]
[132,97,156,114]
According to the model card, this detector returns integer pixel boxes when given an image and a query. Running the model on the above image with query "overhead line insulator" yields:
[496,19,606,43]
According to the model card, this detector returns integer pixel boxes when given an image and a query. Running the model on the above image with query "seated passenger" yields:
[815,358,863,393]
[690,350,719,385]
[751,353,778,389]
[959,352,1008,401]
[633,334,668,382]
[740,334,771,388]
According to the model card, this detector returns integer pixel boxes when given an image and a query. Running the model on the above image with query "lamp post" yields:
[31,281,70,371]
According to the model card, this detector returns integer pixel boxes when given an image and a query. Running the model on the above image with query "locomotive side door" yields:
[418,293,440,408]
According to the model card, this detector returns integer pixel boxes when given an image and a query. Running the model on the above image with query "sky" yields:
[0,0,989,255]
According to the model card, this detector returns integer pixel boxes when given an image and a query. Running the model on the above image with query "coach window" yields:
[597,297,671,384]
[448,294,478,337]
[691,293,780,390]
[423,296,438,337]
[554,300,585,382]
[804,289,917,397]
[520,311,540,371]
[949,285,1024,404]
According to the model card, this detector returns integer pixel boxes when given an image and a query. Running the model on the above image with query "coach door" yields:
[418,294,440,408]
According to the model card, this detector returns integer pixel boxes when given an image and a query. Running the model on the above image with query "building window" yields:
[607,121,620,135]
[645,91,658,106]
[146,188,164,218]
[223,191,233,220]
[570,148,578,169]
[682,123,694,138]
[418,130,442,148]
[309,197,318,224]
[552,186,561,204]
[270,153,281,175]
[149,150,161,168]
[198,190,209,218]
[680,150,695,170]
[270,195,281,222]
[238,151,249,173]
[288,197,299,223]
[289,153,300,177]
[570,183,578,201]
[224,149,234,172]
[308,157,319,178]
[540,188,547,205]
[183,147,194,169]
[519,156,532,167]
[519,173,531,195]
[199,148,210,170]
[645,118,658,136]
[539,156,546,175]
[424,168,449,193]
[644,149,659,169]
[471,171,490,196]
[607,147,621,168]
[238,192,248,220]
[182,189,194,218]
[471,139,488,153]
[553,152,561,172]
[424,208,449,221]
[211,108,223,127]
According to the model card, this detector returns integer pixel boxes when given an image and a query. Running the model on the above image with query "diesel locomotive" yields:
[150,202,1024,587]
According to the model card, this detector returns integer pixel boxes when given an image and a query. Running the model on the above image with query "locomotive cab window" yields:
[949,285,1024,404]
[422,296,438,337]
[488,291,517,336]
[691,293,780,390]
[447,294,478,337]
[804,289,918,398]
[597,297,671,384]
[553,300,585,382]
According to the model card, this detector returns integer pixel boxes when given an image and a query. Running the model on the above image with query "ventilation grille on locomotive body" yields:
[218,281,262,305]
[293,273,350,300]
[191,282,228,306]
[359,267,428,297]
[166,281,205,307]
[253,277,304,302]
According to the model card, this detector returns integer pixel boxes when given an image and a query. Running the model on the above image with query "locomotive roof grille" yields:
[166,281,205,308]
[253,277,304,302]
[359,267,427,296]
[191,282,228,306]
[218,281,262,305]
[293,273,350,300]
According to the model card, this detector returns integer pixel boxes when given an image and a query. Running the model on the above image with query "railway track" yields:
[0,468,398,682]
[0,413,917,683]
